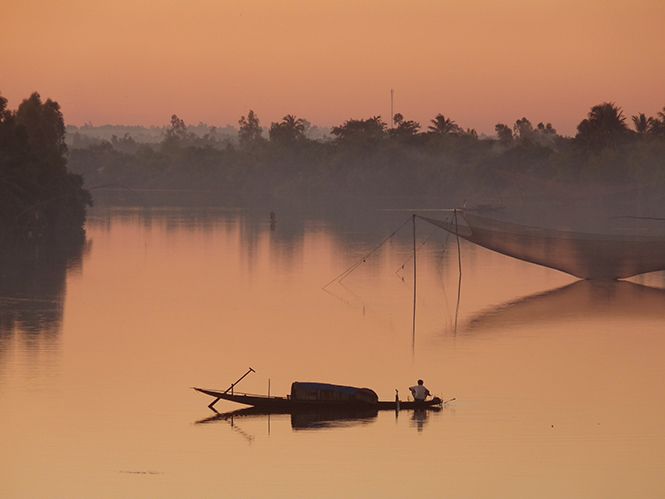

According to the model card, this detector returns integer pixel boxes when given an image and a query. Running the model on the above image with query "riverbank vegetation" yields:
[1,92,91,237]
[5,90,665,228]
[67,103,665,211]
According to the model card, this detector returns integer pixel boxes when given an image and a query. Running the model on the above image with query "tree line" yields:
[4,89,665,228]
[66,102,665,210]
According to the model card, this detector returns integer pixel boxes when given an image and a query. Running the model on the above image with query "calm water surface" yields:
[2,206,665,498]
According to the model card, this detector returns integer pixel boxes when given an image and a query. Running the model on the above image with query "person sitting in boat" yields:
[409,379,430,402]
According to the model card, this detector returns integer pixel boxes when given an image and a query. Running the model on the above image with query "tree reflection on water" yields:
[0,233,89,351]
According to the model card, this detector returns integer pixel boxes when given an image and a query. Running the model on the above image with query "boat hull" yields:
[194,387,442,411]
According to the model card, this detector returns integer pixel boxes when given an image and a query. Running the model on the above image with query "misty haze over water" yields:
[62,104,665,235]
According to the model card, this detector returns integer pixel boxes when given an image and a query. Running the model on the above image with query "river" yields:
[1,202,664,498]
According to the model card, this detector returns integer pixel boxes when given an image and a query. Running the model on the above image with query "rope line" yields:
[322,216,413,289]
[395,226,439,276]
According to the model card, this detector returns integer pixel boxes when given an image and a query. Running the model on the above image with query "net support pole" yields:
[454,209,462,334]
[412,214,417,350]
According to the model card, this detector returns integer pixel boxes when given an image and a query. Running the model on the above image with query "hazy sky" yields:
[3,0,664,136]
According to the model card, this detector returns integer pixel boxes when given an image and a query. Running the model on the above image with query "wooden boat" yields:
[194,382,443,412]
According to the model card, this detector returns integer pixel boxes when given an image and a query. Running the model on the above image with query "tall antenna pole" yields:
[390,89,394,128]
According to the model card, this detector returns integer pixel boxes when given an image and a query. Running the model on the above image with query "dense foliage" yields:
[1,92,92,236]
[62,102,665,210]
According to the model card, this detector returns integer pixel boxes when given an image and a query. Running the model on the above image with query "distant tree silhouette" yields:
[495,123,513,145]
[513,118,534,142]
[428,114,461,135]
[652,107,665,135]
[165,114,189,140]
[1,92,91,235]
[15,92,68,164]
[238,110,263,148]
[532,122,558,148]
[631,113,656,135]
[536,122,556,135]
[330,116,387,143]
[0,93,8,117]
[576,102,631,149]
[269,114,306,144]
[389,114,420,140]
[161,114,195,154]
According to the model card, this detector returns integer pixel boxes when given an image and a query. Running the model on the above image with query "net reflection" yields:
[461,279,665,332]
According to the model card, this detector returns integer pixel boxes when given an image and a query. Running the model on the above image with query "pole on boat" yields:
[208,367,256,411]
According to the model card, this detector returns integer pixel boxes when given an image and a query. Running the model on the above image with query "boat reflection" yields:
[195,406,379,431]
[410,409,431,432]
[461,279,665,332]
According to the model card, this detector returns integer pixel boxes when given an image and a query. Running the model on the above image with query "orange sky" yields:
[2,0,664,136]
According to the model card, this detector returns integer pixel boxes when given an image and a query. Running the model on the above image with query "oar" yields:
[209,367,256,411]
[443,397,455,405]
[224,367,256,394]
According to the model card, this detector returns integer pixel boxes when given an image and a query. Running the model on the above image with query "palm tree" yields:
[269,114,307,143]
[632,113,655,134]
[654,107,665,135]
[428,114,461,135]
[282,114,306,135]
[575,102,630,149]
[658,107,665,122]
